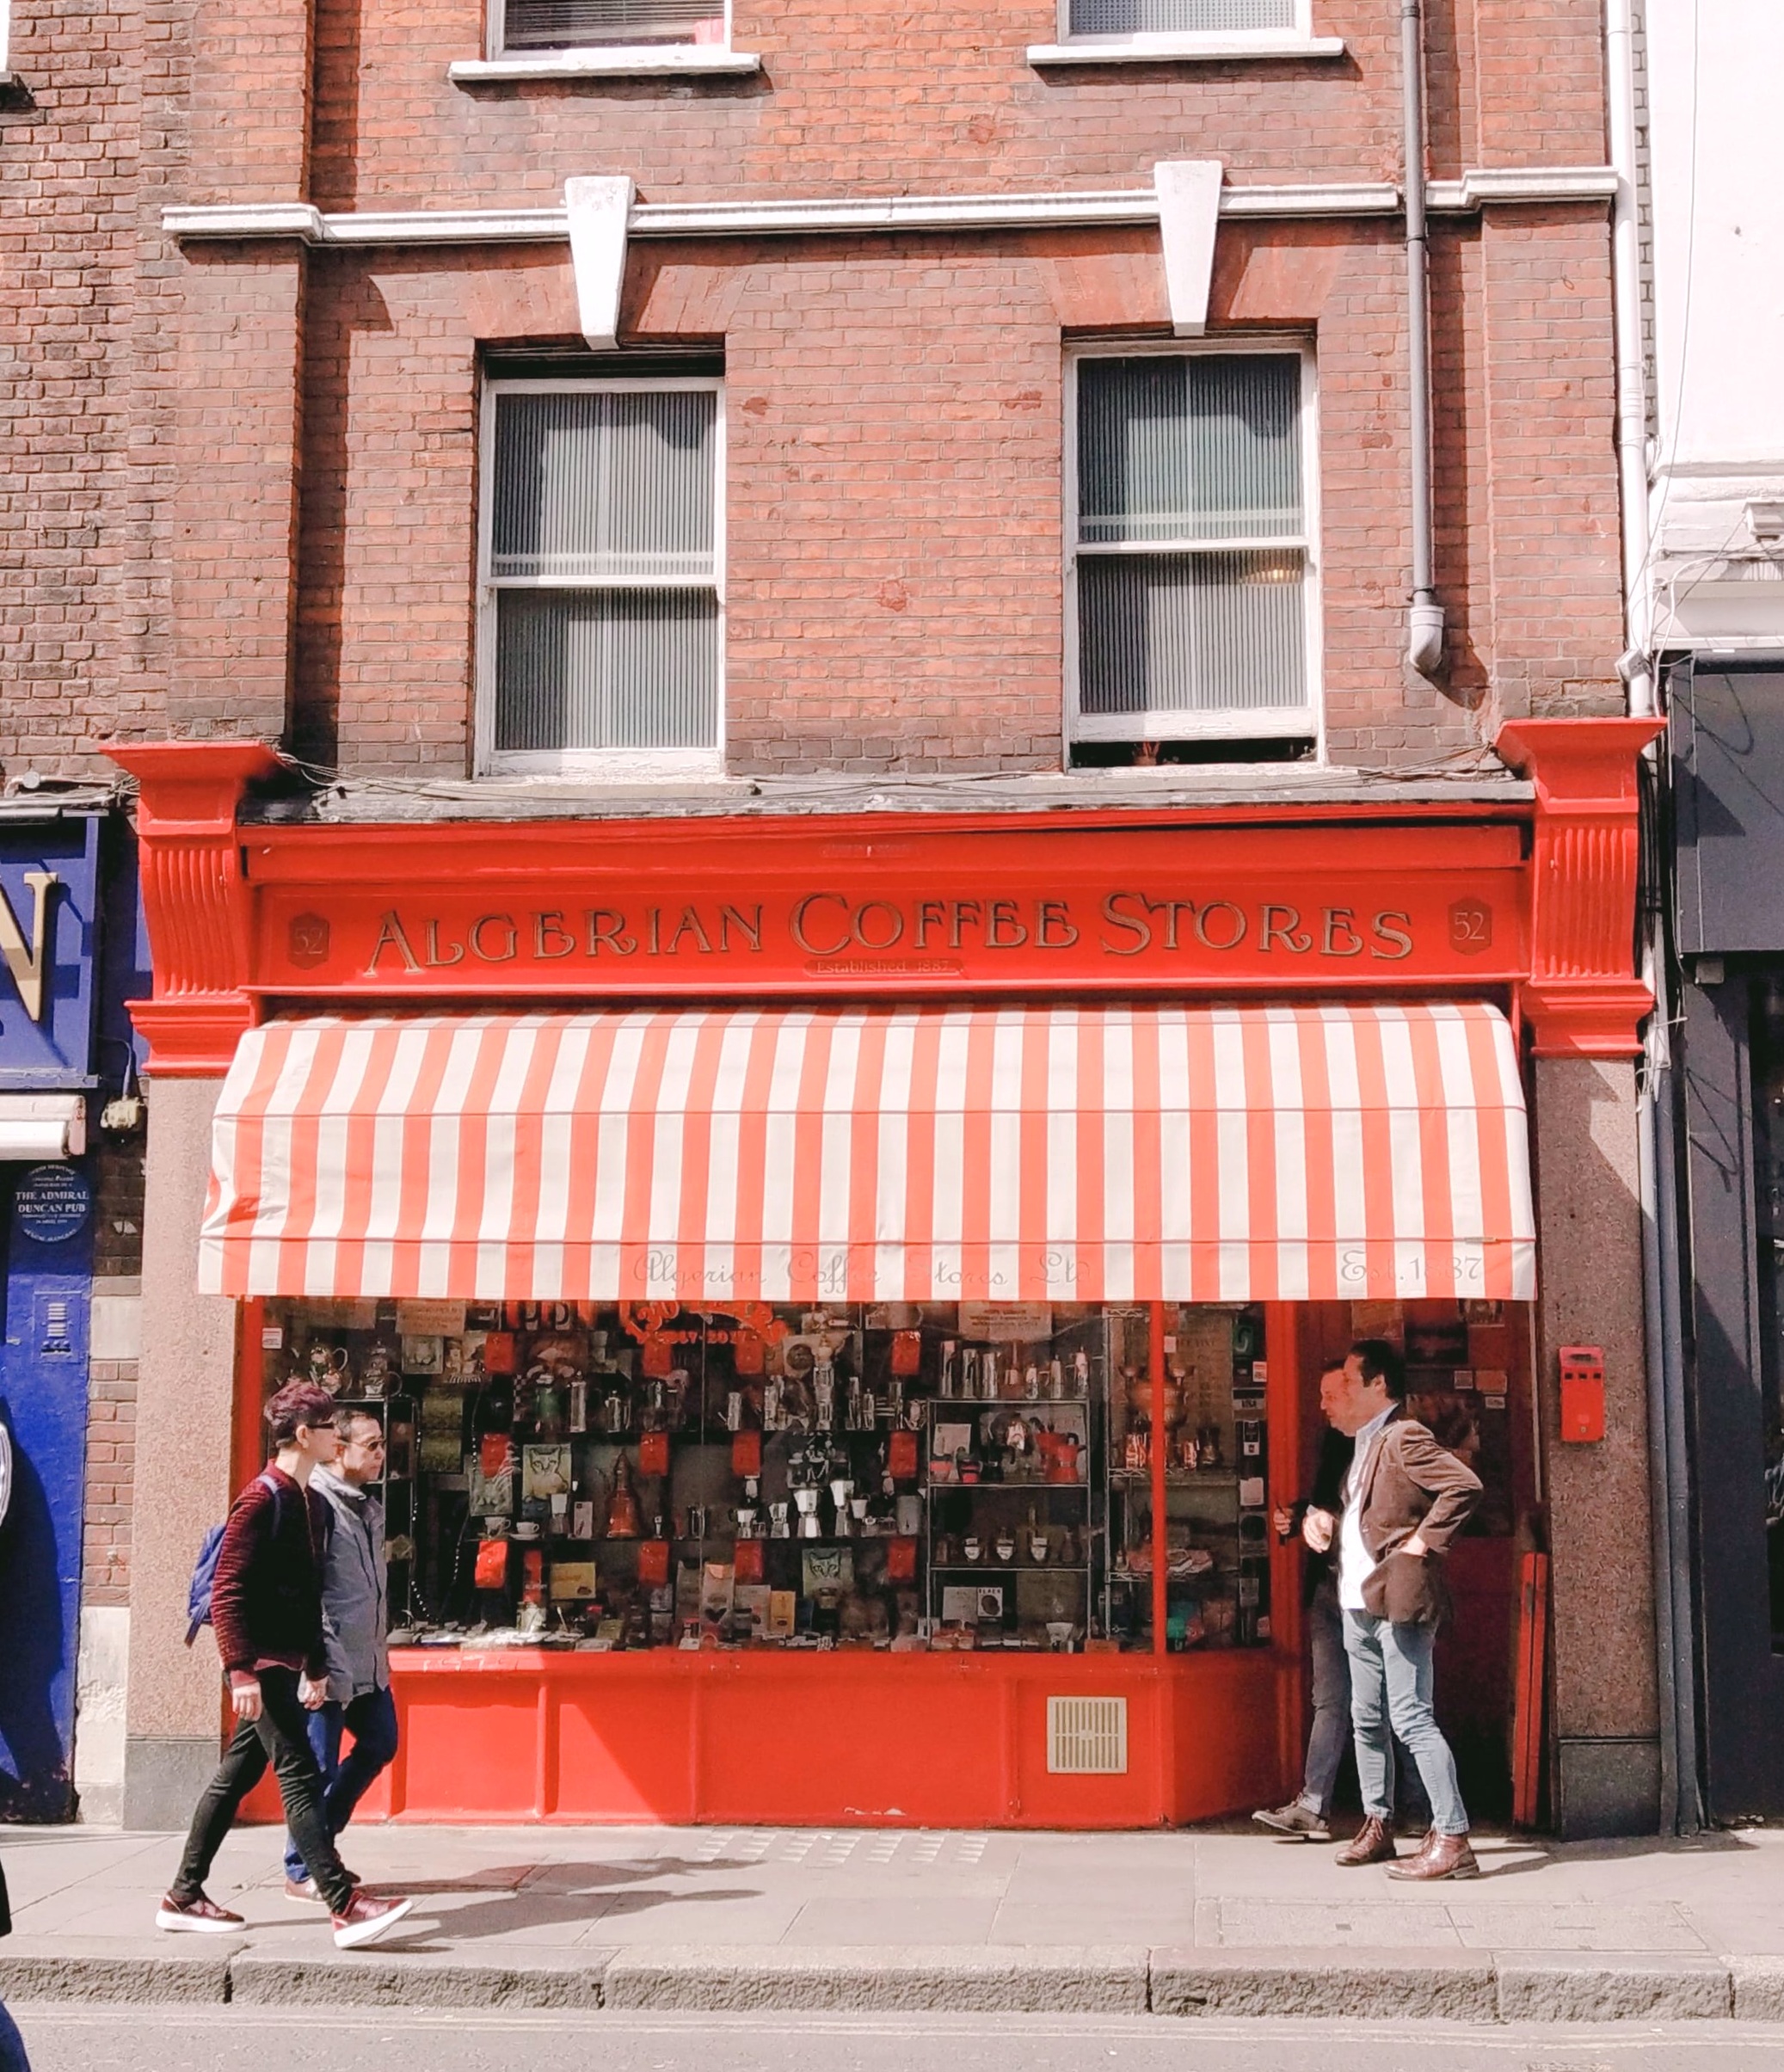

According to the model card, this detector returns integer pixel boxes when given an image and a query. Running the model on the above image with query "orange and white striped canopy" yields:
[199,1003,1535,1305]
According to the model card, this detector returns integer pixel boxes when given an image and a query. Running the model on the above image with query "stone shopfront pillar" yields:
[109,741,280,1828]
[121,1075,239,1827]
[1498,718,1665,1837]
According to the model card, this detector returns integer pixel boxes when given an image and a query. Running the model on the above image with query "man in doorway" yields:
[1252,1363,1356,1840]
[157,1380,415,1949]
[1252,1362,1431,1842]
[1302,1338,1483,1879]
[283,1408,400,1903]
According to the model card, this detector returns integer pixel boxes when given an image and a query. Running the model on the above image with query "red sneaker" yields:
[157,1892,245,1934]
[330,1891,415,1950]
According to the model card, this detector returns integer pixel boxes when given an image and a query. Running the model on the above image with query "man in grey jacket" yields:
[284,1410,399,1902]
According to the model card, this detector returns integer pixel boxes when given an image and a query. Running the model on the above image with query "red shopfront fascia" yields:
[112,721,1658,1829]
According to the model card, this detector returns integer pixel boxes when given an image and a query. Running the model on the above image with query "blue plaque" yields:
[12,1165,91,1245]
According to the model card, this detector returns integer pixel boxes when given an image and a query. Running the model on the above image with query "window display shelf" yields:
[256,1295,1270,1659]
[1110,1468,1241,1487]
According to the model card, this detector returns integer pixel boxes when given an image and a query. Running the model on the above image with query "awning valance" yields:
[200,1003,1535,1305]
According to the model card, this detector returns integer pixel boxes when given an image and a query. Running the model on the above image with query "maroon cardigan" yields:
[210,1465,329,1682]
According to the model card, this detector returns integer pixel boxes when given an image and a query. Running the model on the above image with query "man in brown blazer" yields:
[1301,1337,1483,1880]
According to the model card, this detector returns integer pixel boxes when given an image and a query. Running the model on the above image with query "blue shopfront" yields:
[0,801,145,1820]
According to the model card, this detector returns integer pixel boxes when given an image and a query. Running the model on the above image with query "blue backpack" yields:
[185,1470,283,1647]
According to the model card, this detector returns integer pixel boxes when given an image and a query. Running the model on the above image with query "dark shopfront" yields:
[1670,661,1784,1818]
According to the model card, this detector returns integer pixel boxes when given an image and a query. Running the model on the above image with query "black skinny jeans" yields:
[170,1665,355,1913]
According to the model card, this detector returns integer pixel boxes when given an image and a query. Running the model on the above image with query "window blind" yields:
[502,0,721,49]
[489,387,720,758]
[1068,0,1295,32]
[1074,354,1308,729]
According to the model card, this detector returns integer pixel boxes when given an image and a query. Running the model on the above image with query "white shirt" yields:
[1337,1403,1398,1611]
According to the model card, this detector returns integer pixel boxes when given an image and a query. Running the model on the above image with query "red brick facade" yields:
[0,0,1625,781]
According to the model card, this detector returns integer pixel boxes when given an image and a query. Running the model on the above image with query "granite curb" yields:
[601,1945,1152,2014]
[0,1942,1770,2019]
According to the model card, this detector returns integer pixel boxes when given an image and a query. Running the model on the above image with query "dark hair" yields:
[1349,1338,1407,1400]
[334,1406,383,1441]
[267,1380,339,1446]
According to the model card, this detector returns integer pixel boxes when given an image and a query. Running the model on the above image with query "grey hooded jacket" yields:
[312,1466,389,1698]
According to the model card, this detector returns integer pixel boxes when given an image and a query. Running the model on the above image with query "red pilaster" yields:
[1495,717,1664,1058]
[105,739,282,1074]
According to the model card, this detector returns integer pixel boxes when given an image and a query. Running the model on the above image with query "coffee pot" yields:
[605,1453,643,1540]
[829,1477,853,1534]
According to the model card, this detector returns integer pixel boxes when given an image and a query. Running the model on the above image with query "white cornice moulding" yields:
[450,46,760,80]
[1027,35,1346,63]
[1427,166,1619,211]
[161,169,1616,249]
[162,184,1395,248]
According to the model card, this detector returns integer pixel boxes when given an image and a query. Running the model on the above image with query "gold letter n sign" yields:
[0,872,58,1022]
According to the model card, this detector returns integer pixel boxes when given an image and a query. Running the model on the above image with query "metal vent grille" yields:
[1047,1696,1129,1774]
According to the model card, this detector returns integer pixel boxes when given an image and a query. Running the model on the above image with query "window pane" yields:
[1069,0,1295,32]
[502,0,721,49]
[1079,355,1301,544]
[495,589,719,753]
[492,390,716,581]
[1078,550,1307,716]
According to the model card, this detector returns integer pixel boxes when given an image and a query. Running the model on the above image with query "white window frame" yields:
[466,0,755,71]
[1030,0,1344,65]
[1063,337,1323,755]
[475,375,727,783]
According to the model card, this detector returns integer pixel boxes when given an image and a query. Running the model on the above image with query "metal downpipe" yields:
[1400,0,1443,677]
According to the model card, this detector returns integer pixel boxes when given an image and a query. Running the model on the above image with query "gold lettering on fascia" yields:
[363,896,1427,973]
[0,870,59,1020]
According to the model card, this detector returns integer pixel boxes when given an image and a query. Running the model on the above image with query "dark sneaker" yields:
[1252,1800,1332,1841]
[286,1867,360,1903]
[157,1892,245,1934]
[331,1891,415,1950]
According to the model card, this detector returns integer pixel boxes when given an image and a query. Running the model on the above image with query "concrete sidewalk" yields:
[2,1820,1782,2021]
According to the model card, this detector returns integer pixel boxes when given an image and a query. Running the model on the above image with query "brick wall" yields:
[82,1358,136,1607]
[284,204,1624,779]
[1,0,1625,779]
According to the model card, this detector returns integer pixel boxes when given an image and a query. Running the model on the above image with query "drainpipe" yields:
[1400,0,1443,678]
[1608,0,1654,708]
[1609,0,1701,1832]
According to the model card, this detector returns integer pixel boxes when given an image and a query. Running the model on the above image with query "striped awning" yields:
[199,1003,1535,1304]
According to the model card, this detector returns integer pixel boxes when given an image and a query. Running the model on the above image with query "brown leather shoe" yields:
[1386,1829,1479,1881]
[1336,1817,1398,1866]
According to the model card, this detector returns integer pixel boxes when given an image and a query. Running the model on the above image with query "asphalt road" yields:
[10,2007,1784,2072]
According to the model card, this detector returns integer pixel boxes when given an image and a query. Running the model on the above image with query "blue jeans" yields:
[1341,1608,1468,1836]
[282,1684,400,1884]
[0,2002,28,2072]
[1297,1580,1431,1826]
[1298,1579,1354,1815]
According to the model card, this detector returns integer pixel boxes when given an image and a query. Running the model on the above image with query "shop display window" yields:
[255,1298,1275,1657]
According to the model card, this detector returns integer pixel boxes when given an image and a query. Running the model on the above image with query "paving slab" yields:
[1151,1946,1498,2021]
[1208,1898,1461,1949]
[780,1897,1003,1946]
[1445,1902,1708,1952]
[602,1941,1151,2013]
[1494,1952,1733,2022]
